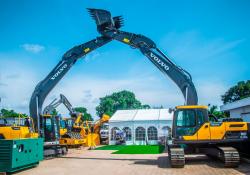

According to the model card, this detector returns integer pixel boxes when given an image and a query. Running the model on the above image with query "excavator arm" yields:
[88,8,198,105]
[30,8,198,136]
[29,36,112,132]
[43,94,75,115]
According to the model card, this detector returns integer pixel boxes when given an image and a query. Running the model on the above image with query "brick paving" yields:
[17,148,250,175]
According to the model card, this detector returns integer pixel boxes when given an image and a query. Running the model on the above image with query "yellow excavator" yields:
[85,114,110,148]
[43,94,85,147]
[168,105,249,167]
[0,115,38,139]
[45,95,110,148]
[63,113,110,148]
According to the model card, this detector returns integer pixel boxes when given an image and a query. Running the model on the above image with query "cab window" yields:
[60,120,66,129]
[176,110,196,127]
[197,110,205,126]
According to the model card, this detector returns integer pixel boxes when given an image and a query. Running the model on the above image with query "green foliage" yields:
[74,107,93,121]
[0,108,27,118]
[222,80,250,104]
[96,90,150,117]
[208,105,226,119]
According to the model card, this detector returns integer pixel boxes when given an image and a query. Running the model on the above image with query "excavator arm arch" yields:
[29,8,198,136]
[88,8,198,105]
[29,36,112,132]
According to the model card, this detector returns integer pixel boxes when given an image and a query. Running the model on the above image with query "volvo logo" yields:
[51,64,68,80]
[150,53,169,71]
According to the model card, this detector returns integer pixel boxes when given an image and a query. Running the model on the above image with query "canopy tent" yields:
[109,109,173,145]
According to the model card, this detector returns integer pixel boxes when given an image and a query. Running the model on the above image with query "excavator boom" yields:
[88,8,198,105]
[29,36,112,132]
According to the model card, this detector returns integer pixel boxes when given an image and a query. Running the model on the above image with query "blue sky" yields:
[0,0,250,117]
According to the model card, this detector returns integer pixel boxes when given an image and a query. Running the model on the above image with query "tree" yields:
[208,105,227,119]
[73,107,93,121]
[222,80,250,104]
[96,90,150,117]
[0,108,27,118]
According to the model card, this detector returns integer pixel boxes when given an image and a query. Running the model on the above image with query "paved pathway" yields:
[17,148,250,175]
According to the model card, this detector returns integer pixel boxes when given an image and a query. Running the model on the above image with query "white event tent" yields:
[108,109,173,145]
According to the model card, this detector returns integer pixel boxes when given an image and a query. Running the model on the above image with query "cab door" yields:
[197,110,210,140]
[174,109,198,141]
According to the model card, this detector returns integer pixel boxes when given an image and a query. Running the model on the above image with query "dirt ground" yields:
[16,147,250,175]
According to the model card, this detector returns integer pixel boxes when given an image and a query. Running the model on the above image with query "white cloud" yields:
[43,74,228,119]
[21,44,45,53]
[160,31,244,64]
[0,64,38,114]
[195,79,227,106]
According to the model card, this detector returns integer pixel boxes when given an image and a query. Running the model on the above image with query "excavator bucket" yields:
[87,8,123,32]
[87,8,112,26]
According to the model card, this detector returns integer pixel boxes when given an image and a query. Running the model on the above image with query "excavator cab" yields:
[173,106,209,141]
[42,115,60,144]
[41,115,68,156]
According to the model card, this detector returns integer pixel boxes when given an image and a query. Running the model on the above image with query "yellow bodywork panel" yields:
[60,138,85,146]
[183,121,248,141]
[183,133,198,140]
[84,133,100,147]
[0,126,38,139]
[225,122,248,131]
[60,128,67,136]
[210,123,226,140]
[197,123,210,140]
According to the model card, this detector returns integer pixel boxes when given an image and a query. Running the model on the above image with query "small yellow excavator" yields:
[60,113,86,147]
[43,94,85,147]
[85,114,110,148]
[0,115,38,139]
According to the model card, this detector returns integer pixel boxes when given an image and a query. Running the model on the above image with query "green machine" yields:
[0,138,43,173]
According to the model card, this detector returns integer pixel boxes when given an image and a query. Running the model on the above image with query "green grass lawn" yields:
[94,145,126,150]
[95,145,165,154]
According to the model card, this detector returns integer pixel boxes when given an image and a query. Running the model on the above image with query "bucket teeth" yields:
[113,16,124,29]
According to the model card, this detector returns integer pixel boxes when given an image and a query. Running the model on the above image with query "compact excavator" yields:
[43,94,85,147]
[29,8,249,165]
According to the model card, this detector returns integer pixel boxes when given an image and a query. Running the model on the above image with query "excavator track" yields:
[168,147,185,168]
[218,147,240,167]
[206,146,240,167]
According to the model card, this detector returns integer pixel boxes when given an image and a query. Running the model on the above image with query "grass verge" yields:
[95,145,165,154]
